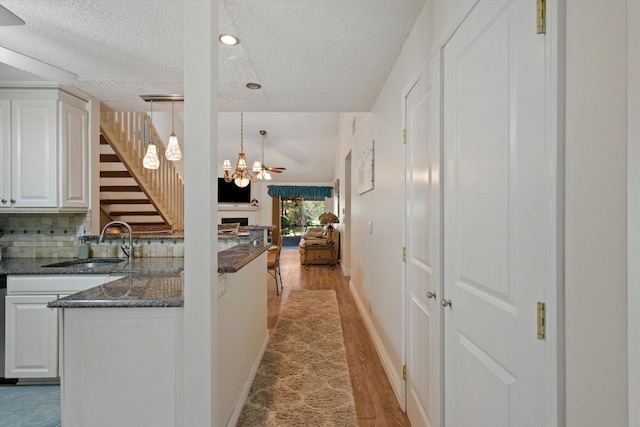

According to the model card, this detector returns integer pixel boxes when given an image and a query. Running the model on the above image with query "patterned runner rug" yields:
[238,290,358,426]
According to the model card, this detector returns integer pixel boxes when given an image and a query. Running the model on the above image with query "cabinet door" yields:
[59,101,88,209]
[11,99,58,208]
[0,99,10,209]
[5,295,59,378]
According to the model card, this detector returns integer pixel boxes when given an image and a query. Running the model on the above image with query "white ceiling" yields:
[0,0,425,182]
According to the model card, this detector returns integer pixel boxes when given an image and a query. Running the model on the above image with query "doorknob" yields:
[427,291,436,299]
[441,299,452,308]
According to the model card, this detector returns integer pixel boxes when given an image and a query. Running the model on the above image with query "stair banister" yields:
[100,110,184,232]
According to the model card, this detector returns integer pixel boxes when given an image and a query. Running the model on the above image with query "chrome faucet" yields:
[99,221,133,260]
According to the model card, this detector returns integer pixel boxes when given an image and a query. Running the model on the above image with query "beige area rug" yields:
[237,290,358,427]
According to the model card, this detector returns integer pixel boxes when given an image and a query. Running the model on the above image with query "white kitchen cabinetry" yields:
[0,88,90,212]
[63,307,184,427]
[59,101,89,209]
[4,294,59,378]
[4,275,123,379]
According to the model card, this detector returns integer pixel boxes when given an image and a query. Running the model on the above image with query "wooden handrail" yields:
[100,111,184,232]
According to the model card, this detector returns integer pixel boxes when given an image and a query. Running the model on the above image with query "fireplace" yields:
[222,217,249,226]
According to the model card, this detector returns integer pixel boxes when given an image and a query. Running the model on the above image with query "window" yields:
[280,197,325,236]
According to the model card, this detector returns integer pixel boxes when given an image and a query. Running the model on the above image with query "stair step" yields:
[100,171,132,178]
[100,199,152,205]
[100,154,121,163]
[100,186,143,192]
[108,211,162,216]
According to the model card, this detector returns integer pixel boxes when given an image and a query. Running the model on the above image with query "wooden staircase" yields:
[100,111,184,233]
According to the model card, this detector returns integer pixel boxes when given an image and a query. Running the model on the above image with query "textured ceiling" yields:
[0,0,425,182]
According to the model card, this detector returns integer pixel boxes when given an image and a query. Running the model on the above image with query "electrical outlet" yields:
[217,275,228,299]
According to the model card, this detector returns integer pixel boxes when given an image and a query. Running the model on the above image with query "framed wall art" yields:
[357,140,374,194]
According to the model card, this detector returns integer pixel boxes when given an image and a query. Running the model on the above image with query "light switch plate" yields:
[368,221,373,234]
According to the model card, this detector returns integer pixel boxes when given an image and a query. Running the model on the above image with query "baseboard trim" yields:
[348,280,402,405]
[226,330,270,427]
[341,264,351,276]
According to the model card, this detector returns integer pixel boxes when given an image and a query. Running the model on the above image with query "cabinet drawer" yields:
[7,275,123,294]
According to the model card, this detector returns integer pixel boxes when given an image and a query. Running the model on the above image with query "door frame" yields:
[401,50,444,423]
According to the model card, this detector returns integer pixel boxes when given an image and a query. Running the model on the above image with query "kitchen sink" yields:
[41,258,127,268]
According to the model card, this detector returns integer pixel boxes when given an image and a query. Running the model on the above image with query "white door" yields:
[443,0,554,426]
[404,53,441,427]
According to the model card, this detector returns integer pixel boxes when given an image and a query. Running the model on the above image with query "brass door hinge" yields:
[537,302,546,340]
[403,365,407,381]
[402,247,407,262]
[403,129,407,144]
[537,0,546,34]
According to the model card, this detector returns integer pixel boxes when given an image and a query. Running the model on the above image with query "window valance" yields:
[267,185,333,199]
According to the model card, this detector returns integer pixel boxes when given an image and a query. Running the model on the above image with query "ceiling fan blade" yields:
[266,167,286,171]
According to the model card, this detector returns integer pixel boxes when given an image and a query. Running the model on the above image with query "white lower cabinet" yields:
[4,275,123,380]
[62,307,184,427]
[4,295,59,378]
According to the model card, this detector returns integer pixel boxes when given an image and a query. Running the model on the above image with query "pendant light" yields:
[143,100,160,169]
[165,100,182,161]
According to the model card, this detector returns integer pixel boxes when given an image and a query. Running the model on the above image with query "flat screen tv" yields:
[218,178,251,204]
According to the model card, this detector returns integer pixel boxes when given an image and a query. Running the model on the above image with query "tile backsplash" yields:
[0,213,184,259]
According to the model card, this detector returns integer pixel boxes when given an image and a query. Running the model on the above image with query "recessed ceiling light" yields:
[219,34,239,46]
[246,83,262,90]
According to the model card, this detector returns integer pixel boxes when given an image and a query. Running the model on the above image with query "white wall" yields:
[335,0,467,396]
[183,2,217,425]
[628,1,640,424]
[337,2,631,423]
[214,255,269,426]
[565,0,628,425]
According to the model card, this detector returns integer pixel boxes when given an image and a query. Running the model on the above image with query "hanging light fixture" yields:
[258,130,271,180]
[223,112,261,188]
[143,100,160,169]
[165,100,182,161]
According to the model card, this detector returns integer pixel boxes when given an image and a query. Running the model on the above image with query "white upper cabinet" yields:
[11,99,58,208]
[59,100,89,209]
[0,99,10,208]
[0,88,90,212]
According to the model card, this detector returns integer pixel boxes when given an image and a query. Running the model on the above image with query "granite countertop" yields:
[0,257,184,276]
[49,274,183,308]
[1,242,270,308]
[218,243,272,273]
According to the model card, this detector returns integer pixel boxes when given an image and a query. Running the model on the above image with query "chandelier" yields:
[223,112,261,188]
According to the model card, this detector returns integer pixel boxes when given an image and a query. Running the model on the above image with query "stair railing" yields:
[100,110,184,231]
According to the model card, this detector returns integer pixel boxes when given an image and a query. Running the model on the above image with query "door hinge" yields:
[537,302,546,340]
[403,365,407,381]
[403,128,407,144]
[402,247,407,262]
[537,0,546,34]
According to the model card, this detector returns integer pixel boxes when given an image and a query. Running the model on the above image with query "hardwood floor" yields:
[267,247,411,427]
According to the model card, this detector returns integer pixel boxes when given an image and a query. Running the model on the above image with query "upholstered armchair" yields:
[298,227,340,267]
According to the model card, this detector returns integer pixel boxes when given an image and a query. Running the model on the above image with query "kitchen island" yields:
[37,243,271,427]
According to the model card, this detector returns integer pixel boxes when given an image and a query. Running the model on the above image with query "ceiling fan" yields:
[258,130,286,180]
